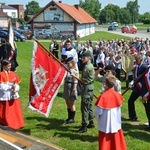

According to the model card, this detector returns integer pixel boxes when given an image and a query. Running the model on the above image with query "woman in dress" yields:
[63,57,79,124]
[0,59,24,129]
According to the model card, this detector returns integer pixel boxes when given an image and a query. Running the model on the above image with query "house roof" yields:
[0,11,9,18]
[28,0,97,24]
[0,5,17,10]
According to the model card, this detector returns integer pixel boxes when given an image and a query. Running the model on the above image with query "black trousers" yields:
[128,91,140,119]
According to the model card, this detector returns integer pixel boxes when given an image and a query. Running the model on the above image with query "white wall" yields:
[3,9,18,18]
[77,23,95,38]
[0,17,8,27]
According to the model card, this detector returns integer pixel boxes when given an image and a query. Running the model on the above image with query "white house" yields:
[0,5,18,19]
[28,0,97,39]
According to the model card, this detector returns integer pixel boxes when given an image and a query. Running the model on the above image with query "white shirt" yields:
[94,106,121,133]
[61,47,78,63]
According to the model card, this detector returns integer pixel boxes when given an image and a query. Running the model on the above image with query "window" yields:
[11,12,16,18]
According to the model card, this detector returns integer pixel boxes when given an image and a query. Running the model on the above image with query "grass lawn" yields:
[15,31,150,150]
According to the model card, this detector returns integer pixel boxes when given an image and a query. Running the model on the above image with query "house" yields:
[0,10,9,27]
[0,5,18,19]
[28,0,97,39]
[9,5,24,19]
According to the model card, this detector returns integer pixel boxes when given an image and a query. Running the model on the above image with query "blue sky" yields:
[3,0,149,14]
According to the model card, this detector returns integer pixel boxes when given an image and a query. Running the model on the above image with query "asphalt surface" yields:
[95,26,150,39]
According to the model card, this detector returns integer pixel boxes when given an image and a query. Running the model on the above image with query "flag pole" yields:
[34,38,98,99]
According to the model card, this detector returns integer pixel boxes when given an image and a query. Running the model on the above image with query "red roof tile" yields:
[0,11,9,17]
[55,2,97,24]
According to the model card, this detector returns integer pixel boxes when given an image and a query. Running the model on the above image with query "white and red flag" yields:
[8,19,15,50]
[29,41,67,117]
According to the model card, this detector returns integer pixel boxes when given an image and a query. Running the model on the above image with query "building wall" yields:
[0,17,8,27]
[34,5,74,22]
[3,9,18,18]
[9,5,24,19]
[77,23,95,38]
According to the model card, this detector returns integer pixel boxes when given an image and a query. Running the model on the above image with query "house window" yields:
[11,12,16,18]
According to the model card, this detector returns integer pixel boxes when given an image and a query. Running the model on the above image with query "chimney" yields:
[74,4,79,9]
[59,1,62,3]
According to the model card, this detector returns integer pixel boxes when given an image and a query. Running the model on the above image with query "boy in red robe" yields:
[94,75,127,150]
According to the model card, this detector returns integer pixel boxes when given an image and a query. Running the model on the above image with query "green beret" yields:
[82,51,91,57]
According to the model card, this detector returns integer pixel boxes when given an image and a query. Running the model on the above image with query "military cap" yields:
[82,51,91,57]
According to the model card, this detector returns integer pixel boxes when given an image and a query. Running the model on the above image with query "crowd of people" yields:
[0,35,150,149]
[56,36,150,149]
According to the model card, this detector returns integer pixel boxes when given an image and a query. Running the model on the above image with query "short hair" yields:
[135,54,143,61]
[2,59,10,66]
[105,75,116,88]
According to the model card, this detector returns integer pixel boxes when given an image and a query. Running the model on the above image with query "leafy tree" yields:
[79,0,101,21]
[141,12,150,24]
[24,0,41,16]
[119,8,131,25]
[126,0,139,24]
[99,4,121,24]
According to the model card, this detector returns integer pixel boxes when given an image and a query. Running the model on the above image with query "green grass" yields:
[14,31,150,150]
[80,31,131,41]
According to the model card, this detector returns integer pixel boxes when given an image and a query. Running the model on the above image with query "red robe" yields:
[95,88,127,150]
[0,71,24,129]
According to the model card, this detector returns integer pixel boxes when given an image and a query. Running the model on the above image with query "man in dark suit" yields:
[128,54,149,121]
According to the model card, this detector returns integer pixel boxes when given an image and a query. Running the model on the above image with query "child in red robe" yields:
[0,59,24,129]
[94,75,127,150]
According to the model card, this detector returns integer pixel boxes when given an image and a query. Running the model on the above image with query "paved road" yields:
[95,27,150,39]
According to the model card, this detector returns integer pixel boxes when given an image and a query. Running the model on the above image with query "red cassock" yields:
[95,88,127,150]
[0,71,24,129]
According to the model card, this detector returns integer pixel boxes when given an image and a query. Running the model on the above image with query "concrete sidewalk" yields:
[0,125,65,150]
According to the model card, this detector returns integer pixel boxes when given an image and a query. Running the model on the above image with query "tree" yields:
[24,0,41,16]
[141,12,150,24]
[99,4,121,24]
[79,0,101,21]
[126,0,139,24]
[119,8,131,25]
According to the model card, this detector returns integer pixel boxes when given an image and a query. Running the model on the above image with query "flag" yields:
[29,41,67,117]
[8,19,15,50]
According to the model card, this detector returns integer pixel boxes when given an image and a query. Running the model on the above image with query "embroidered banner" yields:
[29,41,66,117]
[122,54,134,73]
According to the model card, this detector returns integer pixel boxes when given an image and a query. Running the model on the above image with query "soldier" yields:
[77,51,95,133]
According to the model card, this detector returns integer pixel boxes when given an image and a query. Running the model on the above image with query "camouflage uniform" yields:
[80,61,95,127]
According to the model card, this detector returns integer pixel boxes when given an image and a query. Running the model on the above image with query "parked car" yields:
[147,27,150,32]
[111,22,118,27]
[0,29,26,41]
[121,26,137,34]
[108,25,116,31]
[0,30,9,39]
[14,30,27,41]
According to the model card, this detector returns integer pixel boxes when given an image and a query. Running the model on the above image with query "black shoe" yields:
[87,123,95,128]
[65,119,75,124]
[128,117,138,121]
[77,126,87,133]
[64,118,70,123]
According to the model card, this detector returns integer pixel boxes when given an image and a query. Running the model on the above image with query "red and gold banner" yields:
[29,41,66,117]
